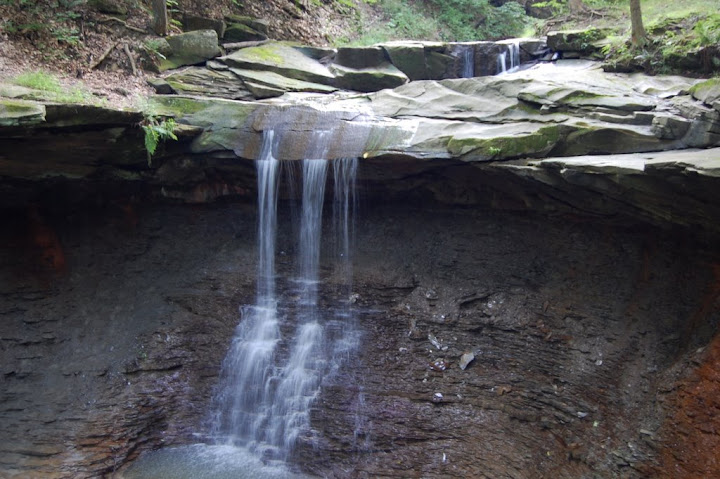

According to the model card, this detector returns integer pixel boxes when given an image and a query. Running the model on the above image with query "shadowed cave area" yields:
[0,171,718,478]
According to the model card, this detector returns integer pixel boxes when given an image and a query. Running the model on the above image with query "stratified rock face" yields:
[219,41,337,86]
[2,197,716,478]
[291,205,720,478]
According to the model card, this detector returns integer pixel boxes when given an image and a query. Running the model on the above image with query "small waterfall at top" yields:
[209,128,360,464]
[461,45,475,78]
[497,40,521,75]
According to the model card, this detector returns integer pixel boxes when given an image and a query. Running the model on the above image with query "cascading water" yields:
[461,45,475,78]
[209,129,359,461]
[209,131,282,452]
[123,129,360,479]
[497,41,521,75]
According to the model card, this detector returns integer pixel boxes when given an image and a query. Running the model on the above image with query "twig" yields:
[91,41,118,69]
[123,43,138,76]
[98,16,147,34]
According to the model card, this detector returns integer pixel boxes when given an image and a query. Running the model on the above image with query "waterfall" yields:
[210,130,359,462]
[497,51,508,74]
[497,41,521,75]
[461,45,475,78]
[209,130,282,449]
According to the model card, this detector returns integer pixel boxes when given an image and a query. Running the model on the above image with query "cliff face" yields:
[1,195,718,478]
[1,60,720,478]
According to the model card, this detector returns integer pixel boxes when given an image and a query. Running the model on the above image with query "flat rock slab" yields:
[0,98,46,126]
[164,67,254,100]
[530,148,720,176]
[219,41,336,86]
[229,68,337,96]
[330,62,409,92]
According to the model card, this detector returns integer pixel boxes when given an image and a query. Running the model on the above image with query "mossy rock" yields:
[224,23,268,43]
[182,14,226,39]
[160,30,222,72]
[381,43,428,81]
[689,78,720,106]
[224,15,269,36]
[335,46,388,69]
[229,68,337,97]
[88,0,127,15]
[330,63,409,93]
[164,67,254,100]
[547,28,613,56]
[219,42,335,86]
[425,50,455,80]
[0,98,46,126]
[447,124,564,160]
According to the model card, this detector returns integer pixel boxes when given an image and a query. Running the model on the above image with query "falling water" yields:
[123,129,360,478]
[461,45,475,78]
[208,129,359,463]
[497,41,521,75]
[210,130,283,452]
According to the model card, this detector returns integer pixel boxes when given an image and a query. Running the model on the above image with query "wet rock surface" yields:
[0,193,718,478]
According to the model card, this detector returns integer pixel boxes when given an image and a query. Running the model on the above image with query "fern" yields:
[142,117,177,166]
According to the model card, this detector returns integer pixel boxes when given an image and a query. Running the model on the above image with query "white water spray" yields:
[210,130,359,462]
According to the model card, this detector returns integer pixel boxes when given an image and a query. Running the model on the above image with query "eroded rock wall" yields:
[1,188,718,478]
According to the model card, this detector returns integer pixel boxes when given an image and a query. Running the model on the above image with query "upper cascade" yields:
[150,38,546,100]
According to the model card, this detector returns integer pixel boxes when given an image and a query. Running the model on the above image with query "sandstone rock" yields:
[330,63,409,92]
[219,41,336,86]
[424,47,455,79]
[382,42,428,81]
[547,28,611,57]
[690,78,720,106]
[335,46,388,69]
[229,68,337,97]
[164,67,254,100]
[223,23,268,43]
[160,30,222,72]
[0,98,45,126]
[651,113,691,140]
[182,14,226,39]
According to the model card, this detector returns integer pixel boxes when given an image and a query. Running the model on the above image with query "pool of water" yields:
[119,444,309,479]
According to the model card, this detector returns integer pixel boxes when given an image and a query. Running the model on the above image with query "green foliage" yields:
[337,0,439,45]
[531,0,566,15]
[692,14,720,46]
[338,0,533,45]
[427,0,531,41]
[142,116,178,165]
[11,70,92,102]
[12,70,63,91]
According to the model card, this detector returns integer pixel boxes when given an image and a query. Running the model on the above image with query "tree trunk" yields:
[151,0,168,36]
[630,0,647,47]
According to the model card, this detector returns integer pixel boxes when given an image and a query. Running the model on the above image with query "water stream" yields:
[122,130,359,478]
[497,40,520,74]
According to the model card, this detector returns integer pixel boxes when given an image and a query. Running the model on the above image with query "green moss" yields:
[0,98,46,126]
[147,96,209,118]
[689,78,720,96]
[448,125,562,160]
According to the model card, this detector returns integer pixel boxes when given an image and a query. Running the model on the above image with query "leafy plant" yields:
[142,116,178,165]
[692,14,720,46]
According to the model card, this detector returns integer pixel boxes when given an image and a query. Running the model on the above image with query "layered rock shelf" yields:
[1,37,720,478]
